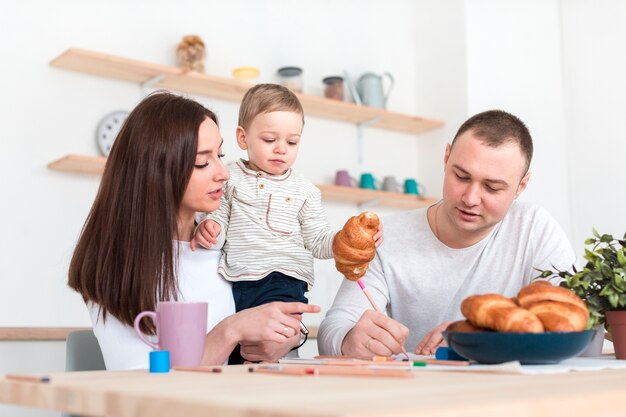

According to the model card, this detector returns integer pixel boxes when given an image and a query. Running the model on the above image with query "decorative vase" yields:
[578,324,605,357]
[606,310,626,359]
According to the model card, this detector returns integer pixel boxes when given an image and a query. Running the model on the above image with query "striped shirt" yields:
[200,160,336,289]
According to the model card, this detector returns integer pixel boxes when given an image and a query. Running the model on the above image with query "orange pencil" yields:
[250,365,413,378]
[5,374,50,383]
[173,366,223,373]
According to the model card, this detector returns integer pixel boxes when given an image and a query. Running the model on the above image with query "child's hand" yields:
[373,222,384,248]
[190,220,221,251]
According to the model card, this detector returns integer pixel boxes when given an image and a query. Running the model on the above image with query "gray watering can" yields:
[344,71,394,109]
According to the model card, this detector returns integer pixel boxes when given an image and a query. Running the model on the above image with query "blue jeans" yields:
[228,272,308,364]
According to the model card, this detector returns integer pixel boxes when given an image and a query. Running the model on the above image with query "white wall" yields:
[464,0,572,236]
[0,0,457,331]
[561,0,626,246]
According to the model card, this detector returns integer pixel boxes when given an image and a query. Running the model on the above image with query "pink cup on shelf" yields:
[334,170,358,187]
[134,301,208,367]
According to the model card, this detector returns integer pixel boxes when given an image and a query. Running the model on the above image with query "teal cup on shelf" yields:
[404,178,424,196]
[359,173,378,190]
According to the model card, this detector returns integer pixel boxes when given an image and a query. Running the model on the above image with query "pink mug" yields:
[335,170,357,187]
[134,301,208,367]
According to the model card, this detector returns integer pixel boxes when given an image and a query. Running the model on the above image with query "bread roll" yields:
[461,294,544,333]
[526,301,588,332]
[446,319,488,333]
[518,281,589,331]
[517,280,587,311]
[333,212,379,281]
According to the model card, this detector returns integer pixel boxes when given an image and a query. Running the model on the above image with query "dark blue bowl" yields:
[443,330,593,364]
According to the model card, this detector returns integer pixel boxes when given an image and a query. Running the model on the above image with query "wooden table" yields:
[2,365,626,417]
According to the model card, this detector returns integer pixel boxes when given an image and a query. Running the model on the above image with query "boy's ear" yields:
[235,126,248,150]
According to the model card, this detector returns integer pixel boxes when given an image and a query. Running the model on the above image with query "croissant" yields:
[333,212,380,281]
[446,319,488,333]
[526,301,588,332]
[517,280,587,311]
[517,281,589,331]
[461,294,544,333]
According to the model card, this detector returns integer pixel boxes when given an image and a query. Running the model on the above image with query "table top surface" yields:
[2,364,626,417]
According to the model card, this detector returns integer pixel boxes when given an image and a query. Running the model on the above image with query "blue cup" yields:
[404,178,424,196]
[360,173,377,190]
[149,350,170,373]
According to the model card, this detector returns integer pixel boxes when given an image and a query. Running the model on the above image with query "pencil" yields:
[5,374,50,383]
[173,366,223,373]
[357,279,411,361]
[250,365,413,378]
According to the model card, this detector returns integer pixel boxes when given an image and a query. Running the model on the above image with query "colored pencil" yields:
[173,366,223,373]
[5,374,50,383]
[250,365,413,378]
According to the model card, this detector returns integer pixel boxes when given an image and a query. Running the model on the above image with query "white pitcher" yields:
[356,72,394,109]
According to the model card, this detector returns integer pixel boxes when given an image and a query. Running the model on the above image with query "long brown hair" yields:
[68,92,218,332]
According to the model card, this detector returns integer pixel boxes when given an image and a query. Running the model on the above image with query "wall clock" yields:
[96,110,129,156]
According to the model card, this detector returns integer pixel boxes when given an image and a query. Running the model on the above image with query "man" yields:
[318,110,576,358]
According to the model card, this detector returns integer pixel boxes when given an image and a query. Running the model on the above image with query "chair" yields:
[62,329,106,417]
[65,329,105,372]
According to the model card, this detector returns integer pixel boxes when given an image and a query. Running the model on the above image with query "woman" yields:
[68,92,318,370]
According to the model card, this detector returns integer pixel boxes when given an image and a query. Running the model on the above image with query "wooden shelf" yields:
[0,326,318,340]
[0,327,90,341]
[48,154,437,209]
[50,48,444,136]
[318,184,437,209]
[48,154,106,174]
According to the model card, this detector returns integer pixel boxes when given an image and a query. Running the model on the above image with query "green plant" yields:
[537,229,626,328]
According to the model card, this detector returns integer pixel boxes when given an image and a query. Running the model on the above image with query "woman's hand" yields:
[341,309,408,359]
[232,302,319,344]
[239,335,300,363]
[201,302,319,365]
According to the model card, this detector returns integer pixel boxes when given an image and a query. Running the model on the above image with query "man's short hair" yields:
[452,110,533,174]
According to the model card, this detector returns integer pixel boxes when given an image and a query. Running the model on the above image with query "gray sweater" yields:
[317,201,576,355]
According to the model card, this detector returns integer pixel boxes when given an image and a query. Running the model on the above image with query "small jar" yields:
[322,76,344,101]
[277,66,303,93]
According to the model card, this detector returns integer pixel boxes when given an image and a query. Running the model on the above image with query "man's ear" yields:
[515,171,531,198]
[235,126,247,150]
[443,143,452,167]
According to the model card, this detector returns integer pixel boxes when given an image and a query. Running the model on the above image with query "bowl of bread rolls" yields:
[443,281,594,364]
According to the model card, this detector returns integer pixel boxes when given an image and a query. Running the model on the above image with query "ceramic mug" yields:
[134,301,208,367]
[360,173,379,190]
[335,170,357,187]
[404,178,425,196]
[382,176,402,193]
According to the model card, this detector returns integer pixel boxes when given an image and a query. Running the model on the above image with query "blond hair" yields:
[238,83,304,130]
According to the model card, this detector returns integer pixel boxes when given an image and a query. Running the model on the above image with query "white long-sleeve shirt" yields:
[318,201,576,356]
[89,243,235,370]
[201,160,336,289]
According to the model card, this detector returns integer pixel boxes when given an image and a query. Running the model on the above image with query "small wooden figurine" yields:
[176,35,206,73]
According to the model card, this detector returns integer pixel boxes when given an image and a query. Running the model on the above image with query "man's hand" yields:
[341,310,408,359]
[413,320,452,355]
[190,220,221,251]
